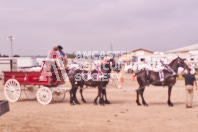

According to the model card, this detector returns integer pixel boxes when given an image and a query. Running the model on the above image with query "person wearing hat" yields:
[57,45,67,68]
[181,68,197,108]
[48,46,60,59]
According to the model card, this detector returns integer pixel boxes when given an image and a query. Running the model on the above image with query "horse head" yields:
[110,58,122,73]
[101,57,122,73]
[168,57,188,73]
[176,57,188,69]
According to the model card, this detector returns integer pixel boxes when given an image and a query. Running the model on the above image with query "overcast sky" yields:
[1,0,198,56]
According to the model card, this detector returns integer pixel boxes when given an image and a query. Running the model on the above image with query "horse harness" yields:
[145,65,176,86]
[81,66,105,82]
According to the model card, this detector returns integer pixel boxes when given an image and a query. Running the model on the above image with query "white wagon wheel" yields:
[52,89,66,102]
[4,79,21,102]
[24,85,38,100]
[36,87,52,105]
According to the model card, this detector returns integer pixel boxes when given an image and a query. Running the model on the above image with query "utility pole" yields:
[7,35,15,57]
[110,40,113,51]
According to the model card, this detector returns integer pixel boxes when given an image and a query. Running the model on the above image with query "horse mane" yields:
[168,57,179,67]
[100,59,111,68]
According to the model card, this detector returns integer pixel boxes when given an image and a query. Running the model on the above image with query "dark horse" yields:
[135,57,187,106]
[67,58,121,105]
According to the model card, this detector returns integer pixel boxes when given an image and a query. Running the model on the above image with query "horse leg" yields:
[74,87,80,105]
[136,87,141,106]
[168,86,173,107]
[94,87,99,105]
[102,88,111,104]
[80,87,86,103]
[140,87,148,106]
[70,86,75,105]
[99,86,105,106]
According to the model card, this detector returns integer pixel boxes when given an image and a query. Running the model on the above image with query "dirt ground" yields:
[0,73,198,132]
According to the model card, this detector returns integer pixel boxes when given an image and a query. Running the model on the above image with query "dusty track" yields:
[0,73,198,132]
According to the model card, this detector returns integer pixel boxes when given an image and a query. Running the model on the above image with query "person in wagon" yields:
[57,45,67,69]
[48,46,60,59]
[181,68,197,108]
[46,47,60,71]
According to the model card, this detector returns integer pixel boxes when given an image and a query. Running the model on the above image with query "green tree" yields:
[2,55,9,57]
[13,55,20,57]
[67,53,76,58]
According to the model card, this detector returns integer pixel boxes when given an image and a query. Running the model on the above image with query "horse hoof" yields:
[105,100,111,104]
[94,102,98,105]
[136,102,141,106]
[143,103,148,106]
[99,101,105,106]
[75,101,81,105]
[70,102,75,105]
[168,101,174,107]
[136,100,141,106]
[100,103,105,106]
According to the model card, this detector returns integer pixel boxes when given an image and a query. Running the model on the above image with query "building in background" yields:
[166,44,198,54]
[118,48,153,63]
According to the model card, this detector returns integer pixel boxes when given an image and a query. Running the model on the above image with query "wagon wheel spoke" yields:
[24,86,38,100]
[52,89,65,102]
[4,79,21,102]
[36,87,52,105]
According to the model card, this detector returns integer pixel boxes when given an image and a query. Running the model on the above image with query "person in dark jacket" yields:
[181,68,197,108]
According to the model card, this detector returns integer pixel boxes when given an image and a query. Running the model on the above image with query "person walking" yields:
[182,68,197,108]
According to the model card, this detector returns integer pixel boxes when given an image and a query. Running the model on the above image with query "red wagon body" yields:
[3,60,68,105]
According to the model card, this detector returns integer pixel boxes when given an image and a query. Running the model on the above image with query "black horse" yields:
[135,57,187,107]
[67,58,121,105]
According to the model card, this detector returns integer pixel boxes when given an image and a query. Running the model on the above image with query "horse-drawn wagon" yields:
[3,60,70,105]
